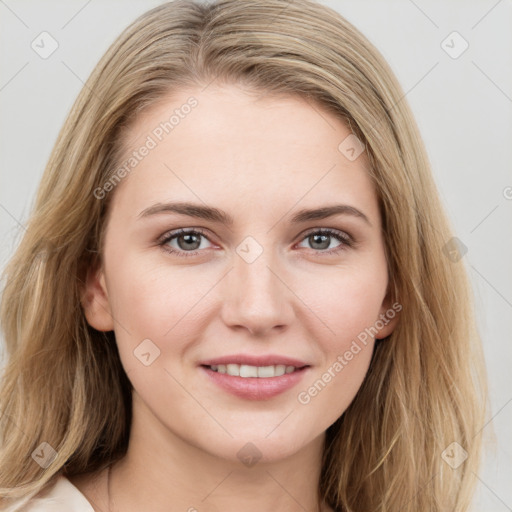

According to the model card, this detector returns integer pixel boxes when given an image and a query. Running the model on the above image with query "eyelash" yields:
[157,227,354,258]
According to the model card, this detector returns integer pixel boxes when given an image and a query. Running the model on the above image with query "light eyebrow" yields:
[138,202,234,225]
[137,201,372,227]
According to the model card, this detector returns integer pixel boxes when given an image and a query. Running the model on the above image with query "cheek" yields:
[293,267,386,416]
[297,343,373,427]
[308,264,387,346]
[103,252,206,369]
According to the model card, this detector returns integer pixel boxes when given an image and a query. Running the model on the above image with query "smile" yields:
[208,363,297,378]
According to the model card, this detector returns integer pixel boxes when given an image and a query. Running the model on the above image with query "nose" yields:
[220,242,294,337]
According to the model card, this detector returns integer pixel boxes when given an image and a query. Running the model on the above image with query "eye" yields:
[158,228,213,258]
[296,228,353,255]
[158,227,353,258]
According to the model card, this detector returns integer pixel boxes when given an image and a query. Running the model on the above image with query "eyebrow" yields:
[137,201,372,227]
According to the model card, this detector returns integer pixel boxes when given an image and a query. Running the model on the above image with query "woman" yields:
[0,0,487,510]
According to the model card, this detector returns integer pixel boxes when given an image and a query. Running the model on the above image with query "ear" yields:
[80,261,115,332]
[374,290,401,340]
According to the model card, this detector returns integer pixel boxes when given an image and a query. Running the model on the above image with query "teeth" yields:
[209,364,298,377]
[274,365,286,377]
[240,364,258,377]
[226,364,240,376]
[257,365,277,378]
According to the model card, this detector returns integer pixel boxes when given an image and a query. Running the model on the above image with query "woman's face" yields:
[83,83,398,464]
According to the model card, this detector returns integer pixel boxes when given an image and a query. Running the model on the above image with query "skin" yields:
[75,83,399,512]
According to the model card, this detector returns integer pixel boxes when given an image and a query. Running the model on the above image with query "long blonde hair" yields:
[0,0,488,510]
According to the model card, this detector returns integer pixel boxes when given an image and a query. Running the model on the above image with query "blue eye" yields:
[158,227,353,258]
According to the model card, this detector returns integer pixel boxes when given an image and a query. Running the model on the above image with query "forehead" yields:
[110,83,379,226]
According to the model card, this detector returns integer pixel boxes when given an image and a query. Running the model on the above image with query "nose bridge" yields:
[221,235,292,335]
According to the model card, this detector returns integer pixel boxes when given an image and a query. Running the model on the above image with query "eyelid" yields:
[157,227,210,244]
[300,226,353,242]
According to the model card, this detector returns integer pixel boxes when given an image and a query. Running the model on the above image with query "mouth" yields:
[199,363,311,400]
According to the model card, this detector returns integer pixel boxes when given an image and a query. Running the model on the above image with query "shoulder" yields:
[3,475,95,512]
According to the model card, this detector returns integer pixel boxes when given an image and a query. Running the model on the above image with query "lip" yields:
[199,354,309,368]
[200,365,310,400]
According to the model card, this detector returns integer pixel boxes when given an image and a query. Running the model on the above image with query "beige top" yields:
[6,475,340,512]
[5,476,95,512]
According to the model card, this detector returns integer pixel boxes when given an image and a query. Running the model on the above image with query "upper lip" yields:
[199,354,310,368]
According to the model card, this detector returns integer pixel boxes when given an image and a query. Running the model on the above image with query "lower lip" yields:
[200,365,310,400]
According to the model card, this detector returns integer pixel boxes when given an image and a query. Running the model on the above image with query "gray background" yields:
[1,0,511,509]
